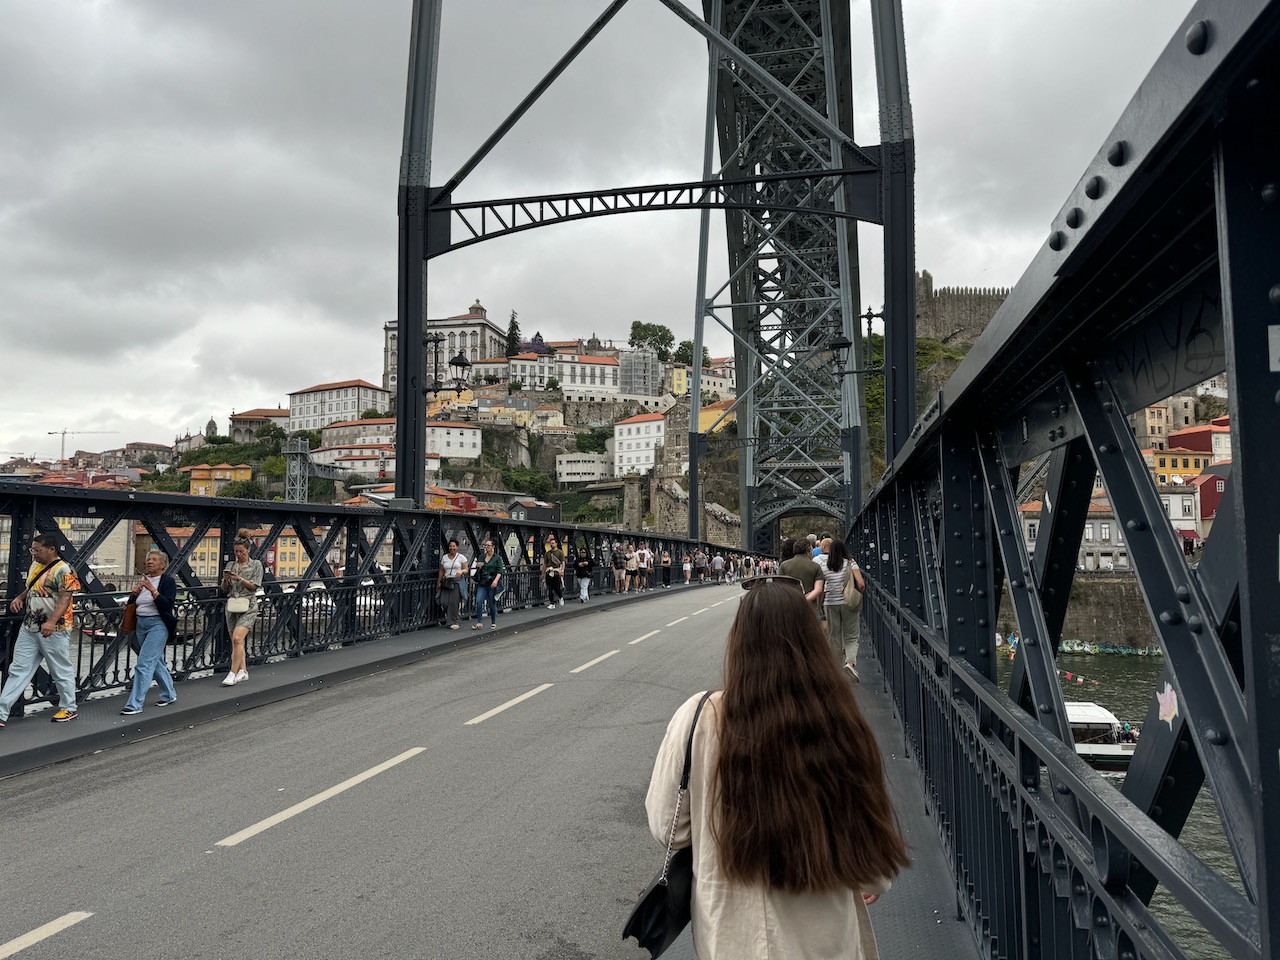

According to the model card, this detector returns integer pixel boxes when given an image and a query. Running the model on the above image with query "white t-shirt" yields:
[822,559,859,607]
[440,553,468,581]
[135,575,161,617]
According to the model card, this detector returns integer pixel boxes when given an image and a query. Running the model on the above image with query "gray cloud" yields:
[1,0,1195,458]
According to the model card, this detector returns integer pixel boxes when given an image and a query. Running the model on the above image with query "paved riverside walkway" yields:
[0,579,978,959]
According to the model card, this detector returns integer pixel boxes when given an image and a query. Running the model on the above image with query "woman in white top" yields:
[815,540,866,681]
[436,539,468,629]
[644,579,907,959]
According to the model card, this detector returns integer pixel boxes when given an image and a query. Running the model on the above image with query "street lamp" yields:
[829,306,885,377]
[422,334,472,397]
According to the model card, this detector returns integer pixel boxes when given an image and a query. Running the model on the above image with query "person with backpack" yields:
[0,535,82,726]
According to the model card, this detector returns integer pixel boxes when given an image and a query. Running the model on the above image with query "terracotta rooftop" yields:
[289,379,385,395]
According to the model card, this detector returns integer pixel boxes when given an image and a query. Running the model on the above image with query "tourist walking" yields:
[625,544,639,593]
[814,540,866,681]
[0,535,82,726]
[437,539,468,629]
[660,549,672,588]
[694,548,707,582]
[541,535,566,608]
[472,538,505,629]
[611,543,627,594]
[682,553,692,585]
[120,550,179,714]
[641,579,907,958]
[220,530,263,687]
[573,547,594,602]
[635,543,651,592]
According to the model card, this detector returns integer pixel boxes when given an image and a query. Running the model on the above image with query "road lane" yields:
[0,586,741,958]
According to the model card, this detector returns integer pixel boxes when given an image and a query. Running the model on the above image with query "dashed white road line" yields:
[0,912,93,958]
[216,748,427,847]
[570,650,620,673]
[629,630,661,645]
[711,600,728,607]
[665,617,688,626]
[464,683,555,725]
[691,607,710,616]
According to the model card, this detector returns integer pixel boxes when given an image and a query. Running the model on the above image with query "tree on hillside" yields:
[218,479,267,500]
[673,340,711,368]
[524,331,549,355]
[360,408,386,419]
[628,321,675,361]
[505,310,522,357]
[291,429,322,450]
[546,377,560,391]
[255,423,287,445]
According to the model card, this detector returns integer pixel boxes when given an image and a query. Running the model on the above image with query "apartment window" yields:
[1084,523,1094,541]
[1217,479,1225,492]
[1158,474,1167,483]
[1182,458,1190,469]
[1182,497,1194,517]
[1027,522,1038,541]
[1157,457,1166,468]
[1100,523,1111,541]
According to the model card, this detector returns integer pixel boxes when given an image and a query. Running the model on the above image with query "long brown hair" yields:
[711,582,909,891]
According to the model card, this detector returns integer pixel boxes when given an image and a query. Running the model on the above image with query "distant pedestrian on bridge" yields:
[573,546,594,603]
[120,550,178,715]
[220,530,263,687]
[472,538,505,630]
[541,535,565,609]
[643,579,907,958]
[814,541,866,682]
[0,535,81,727]
[437,539,468,630]
[611,543,627,594]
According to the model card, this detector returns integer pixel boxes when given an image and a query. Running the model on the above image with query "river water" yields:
[996,651,1241,959]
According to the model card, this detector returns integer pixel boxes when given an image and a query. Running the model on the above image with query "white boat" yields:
[1064,701,1138,771]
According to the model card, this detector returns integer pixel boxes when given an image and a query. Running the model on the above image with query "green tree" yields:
[139,452,158,466]
[673,340,711,368]
[291,429,322,450]
[218,479,267,500]
[255,423,287,448]
[509,380,523,393]
[343,471,371,488]
[505,310,522,357]
[360,407,387,419]
[575,426,611,453]
[628,321,675,361]
[545,377,560,391]
[261,454,286,478]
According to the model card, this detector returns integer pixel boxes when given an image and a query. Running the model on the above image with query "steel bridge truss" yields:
[0,483,721,709]
[853,4,1280,957]
[396,0,916,552]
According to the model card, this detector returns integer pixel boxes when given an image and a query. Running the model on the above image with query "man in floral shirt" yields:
[0,535,81,726]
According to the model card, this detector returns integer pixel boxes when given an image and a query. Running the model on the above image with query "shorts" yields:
[226,606,260,634]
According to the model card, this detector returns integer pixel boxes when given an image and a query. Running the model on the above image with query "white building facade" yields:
[289,381,391,433]
[556,452,613,485]
[425,421,482,461]
[383,300,507,399]
[614,412,665,477]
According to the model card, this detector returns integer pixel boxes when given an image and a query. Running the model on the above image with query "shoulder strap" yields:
[680,691,715,790]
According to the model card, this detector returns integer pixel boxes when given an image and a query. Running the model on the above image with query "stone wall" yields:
[916,269,1010,348]
[997,573,1156,647]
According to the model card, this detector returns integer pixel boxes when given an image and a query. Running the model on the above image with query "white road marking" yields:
[691,607,709,615]
[216,748,426,847]
[464,683,554,725]
[665,617,688,626]
[0,912,93,958]
[630,630,661,644]
[570,650,620,673]
[711,600,727,607]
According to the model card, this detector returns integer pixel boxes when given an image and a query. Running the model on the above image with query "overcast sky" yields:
[0,0,1196,460]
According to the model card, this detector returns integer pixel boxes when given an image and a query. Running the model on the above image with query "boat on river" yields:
[1065,701,1138,771]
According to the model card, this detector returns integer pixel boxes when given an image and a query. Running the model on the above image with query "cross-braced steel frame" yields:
[395,1,916,553]
[853,4,1280,957]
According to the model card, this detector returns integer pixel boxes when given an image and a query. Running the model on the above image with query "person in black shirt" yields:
[573,547,595,603]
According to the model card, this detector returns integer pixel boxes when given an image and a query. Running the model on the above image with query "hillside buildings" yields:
[614,412,665,477]
[382,300,507,400]
[289,380,390,433]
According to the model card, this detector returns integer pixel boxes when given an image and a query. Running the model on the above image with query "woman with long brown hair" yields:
[644,578,908,958]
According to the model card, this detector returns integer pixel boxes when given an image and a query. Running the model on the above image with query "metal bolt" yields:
[1039,702,1051,713]
[1176,585,1191,602]
[1065,207,1083,229]
[1025,637,1037,647]
[1048,231,1066,252]
[1262,183,1279,206]
[1125,519,1147,532]
[1269,284,1280,306]
[1098,443,1114,454]
[1107,141,1128,167]
[1159,610,1184,626]
[1185,19,1210,55]
[1207,728,1229,746]
[1187,614,1203,634]
[1085,176,1105,200]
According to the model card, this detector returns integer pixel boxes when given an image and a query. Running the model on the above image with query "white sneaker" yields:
[221,671,237,687]
[558,598,564,607]
[236,669,249,682]
[547,603,555,609]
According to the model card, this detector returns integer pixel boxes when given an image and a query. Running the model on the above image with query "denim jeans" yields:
[0,623,78,721]
[578,575,590,601]
[124,615,177,711]
[474,584,499,624]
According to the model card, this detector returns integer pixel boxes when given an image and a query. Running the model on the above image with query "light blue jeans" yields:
[0,623,78,721]
[578,574,590,601]
[474,584,499,625]
[124,615,177,711]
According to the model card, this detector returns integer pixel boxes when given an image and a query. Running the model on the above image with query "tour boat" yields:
[1065,701,1138,772]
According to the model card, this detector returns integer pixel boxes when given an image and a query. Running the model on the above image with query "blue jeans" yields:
[124,615,177,710]
[0,623,78,721]
[474,584,499,625]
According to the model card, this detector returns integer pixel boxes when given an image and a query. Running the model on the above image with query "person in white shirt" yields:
[436,539,469,629]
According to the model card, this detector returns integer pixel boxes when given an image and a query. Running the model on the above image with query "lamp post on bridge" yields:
[422,332,472,402]
[828,306,884,523]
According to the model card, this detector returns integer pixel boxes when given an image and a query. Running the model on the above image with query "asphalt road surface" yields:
[0,588,745,960]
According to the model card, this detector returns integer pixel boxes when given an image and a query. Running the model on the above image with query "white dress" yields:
[645,692,887,959]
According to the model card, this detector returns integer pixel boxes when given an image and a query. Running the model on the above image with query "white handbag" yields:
[227,596,251,614]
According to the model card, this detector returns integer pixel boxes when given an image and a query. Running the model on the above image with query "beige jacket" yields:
[645,691,887,960]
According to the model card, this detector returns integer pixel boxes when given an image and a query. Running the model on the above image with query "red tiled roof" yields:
[576,356,618,366]
[321,418,396,429]
[425,421,479,430]
[289,379,385,395]
[231,408,289,419]
[616,412,665,425]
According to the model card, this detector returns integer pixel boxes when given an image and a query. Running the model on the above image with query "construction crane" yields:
[47,429,118,463]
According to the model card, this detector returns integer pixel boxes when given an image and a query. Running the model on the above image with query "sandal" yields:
[472,623,484,630]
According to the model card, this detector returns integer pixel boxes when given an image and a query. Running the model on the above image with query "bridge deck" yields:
[1,584,978,958]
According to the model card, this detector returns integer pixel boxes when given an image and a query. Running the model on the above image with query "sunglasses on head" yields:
[741,574,803,591]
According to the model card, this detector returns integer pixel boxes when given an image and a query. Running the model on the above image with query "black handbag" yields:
[623,691,713,957]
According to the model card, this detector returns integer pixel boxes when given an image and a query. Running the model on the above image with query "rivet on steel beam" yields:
[1207,728,1229,746]
[1184,20,1210,55]
[1025,637,1037,647]
[999,528,1011,536]
[1187,614,1203,634]
[1097,443,1115,454]
[976,560,986,569]
[1048,231,1066,252]
[1262,183,1279,207]
[956,588,964,595]
[1268,284,1280,306]
[1176,585,1191,602]
[1039,703,1051,713]
[1159,610,1183,626]
[1023,776,1038,788]
[953,531,962,539]
[1125,519,1147,532]
[1107,141,1128,166]
[1065,207,1083,229]
[977,589,987,598]
[1011,579,1022,588]
[978,618,987,627]
[1164,776,1176,789]
[979,649,988,657]
[1057,783,1072,795]
[1085,176,1105,200]
[1152,805,1162,817]
[954,560,963,568]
